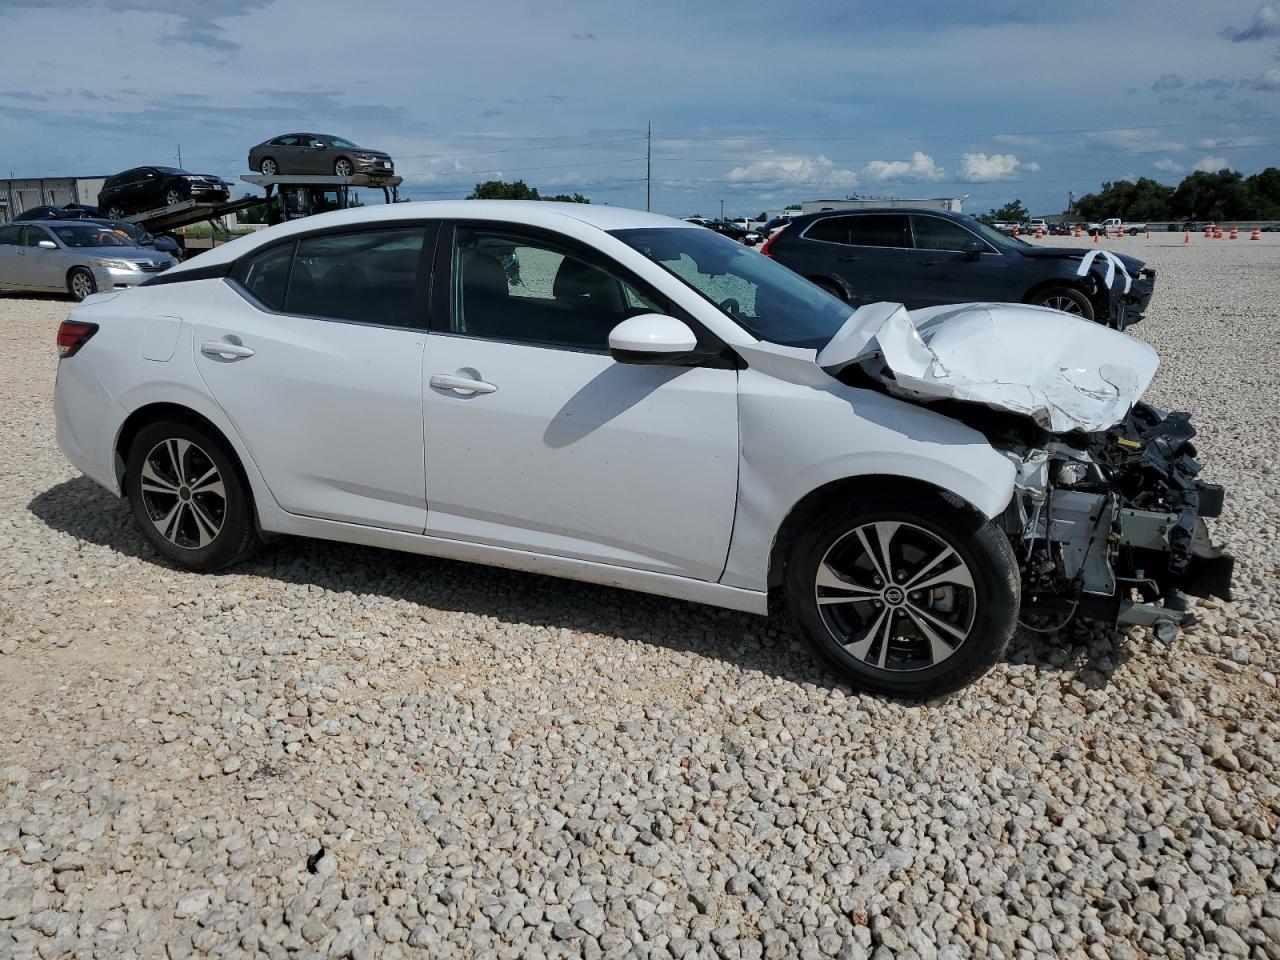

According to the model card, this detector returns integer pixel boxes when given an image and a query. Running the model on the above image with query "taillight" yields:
[759,225,787,258]
[57,320,98,359]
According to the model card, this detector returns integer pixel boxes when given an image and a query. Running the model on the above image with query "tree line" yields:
[1073,167,1280,222]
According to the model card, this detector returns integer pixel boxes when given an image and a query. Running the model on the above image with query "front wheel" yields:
[1030,286,1094,321]
[67,267,96,302]
[334,158,354,177]
[784,491,1019,697]
[106,205,125,220]
[164,188,185,207]
[126,420,259,572]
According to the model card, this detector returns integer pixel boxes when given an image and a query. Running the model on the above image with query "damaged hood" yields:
[817,301,1158,434]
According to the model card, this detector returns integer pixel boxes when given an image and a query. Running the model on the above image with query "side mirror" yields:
[608,314,698,365]
[962,239,984,261]
[37,239,57,250]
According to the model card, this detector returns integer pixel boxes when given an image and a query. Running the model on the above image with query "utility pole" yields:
[1067,190,1074,214]
[177,144,183,168]
[720,199,725,220]
[646,121,652,212]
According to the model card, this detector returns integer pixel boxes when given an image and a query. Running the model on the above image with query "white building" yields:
[800,196,965,215]
[0,176,107,222]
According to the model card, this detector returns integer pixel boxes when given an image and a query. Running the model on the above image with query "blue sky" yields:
[1,0,1278,217]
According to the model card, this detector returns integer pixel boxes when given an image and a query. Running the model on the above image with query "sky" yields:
[1,0,1278,218]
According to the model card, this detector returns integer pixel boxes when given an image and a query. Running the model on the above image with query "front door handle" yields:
[430,374,497,396]
[201,339,255,359]
[837,254,860,262]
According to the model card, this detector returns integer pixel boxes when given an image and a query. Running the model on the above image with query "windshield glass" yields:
[326,136,359,149]
[966,217,1027,250]
[51,224,132,248]
[611,226,853,349]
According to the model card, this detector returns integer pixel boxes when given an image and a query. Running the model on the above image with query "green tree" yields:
[1074,178,1172,222]
[466,179,590,203]
[980,199,1029,223]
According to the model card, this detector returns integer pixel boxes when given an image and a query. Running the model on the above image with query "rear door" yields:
[193,223,435,531]
[0,224,23,288]
[838,213,912,306]
[906,214,1008,307]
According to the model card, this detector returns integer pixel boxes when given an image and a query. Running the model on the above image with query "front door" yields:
[906,214,1008,307]
[421,224,739,581]
[193,224,433,532]
[0,224,22,288]
[19,226,66,290]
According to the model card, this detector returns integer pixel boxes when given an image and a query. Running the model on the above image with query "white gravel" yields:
[2,234,1279,960]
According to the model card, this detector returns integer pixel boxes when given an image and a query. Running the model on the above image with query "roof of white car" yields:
[165,200,692,275]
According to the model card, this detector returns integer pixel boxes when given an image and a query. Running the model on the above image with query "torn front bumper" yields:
[1112,268,1156,331]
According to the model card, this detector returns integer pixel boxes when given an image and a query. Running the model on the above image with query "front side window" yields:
[23,226,52,247]
[613,226,854,350]
[451,227,662,351]
[288,228,425,326]
[847,214,909,248]
[911,215,984,252]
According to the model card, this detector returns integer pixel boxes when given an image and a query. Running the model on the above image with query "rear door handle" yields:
[430,374,497,396]
[200,339,255,359]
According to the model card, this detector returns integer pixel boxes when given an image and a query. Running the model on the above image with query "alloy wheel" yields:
[334,159,353,177]
[1043,295,1083,315]
[139,438,226,549]
[165,190,184,207]
[70,271,94,300]
[260,159,277,175]
[814,520,977,672]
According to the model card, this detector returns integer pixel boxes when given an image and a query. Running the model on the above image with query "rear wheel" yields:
[1030,286,1094,321]
[259,157,278,176]
[811,278,847,302]
[67,267,96,302]
[126,420,259,572]
[334,158,354,177]
[784,490,1019,697]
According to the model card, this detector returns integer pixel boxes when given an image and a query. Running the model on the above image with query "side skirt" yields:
[264,512,771,616]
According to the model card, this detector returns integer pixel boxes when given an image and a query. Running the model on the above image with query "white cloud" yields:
[861,151,944,183]
[725,154,858,188]
[1224,3,1280,41]
[1250,66,1280,89]
[1153,158,1184,172]
[959,152,1027,182]
[1086,129,1188,154]
[1024,161,1041,173]
[1194,155,1231,172]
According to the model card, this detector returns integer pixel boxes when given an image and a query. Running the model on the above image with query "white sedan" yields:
[53,201,1232,697]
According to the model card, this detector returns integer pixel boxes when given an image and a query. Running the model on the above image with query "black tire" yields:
[784,490,1019,698]
[164,187,185,207]
[1029,286,1094,321]
[126,420,260,573]
[67,267,96,302]
[811,278,847,302]
[1128,228,1140,236]
[334,158,354,177]
[259,157,278,176]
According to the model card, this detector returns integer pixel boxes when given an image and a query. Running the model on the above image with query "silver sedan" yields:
[0,220,174,300]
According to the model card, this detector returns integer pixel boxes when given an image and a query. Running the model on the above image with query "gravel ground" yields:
[2,235,1279,960]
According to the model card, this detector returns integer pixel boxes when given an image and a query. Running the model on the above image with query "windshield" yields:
[611,227,854,349]
[965,217,1028,250]
[51,224,132,248]
[326,136,359,149]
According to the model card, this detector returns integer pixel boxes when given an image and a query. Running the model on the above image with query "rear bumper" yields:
[55,358,126,495]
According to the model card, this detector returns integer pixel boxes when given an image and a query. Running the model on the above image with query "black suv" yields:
[97,167,230,219]
[762,208,1156,328]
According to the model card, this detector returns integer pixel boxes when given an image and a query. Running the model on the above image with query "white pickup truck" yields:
[1087,217,1145,237]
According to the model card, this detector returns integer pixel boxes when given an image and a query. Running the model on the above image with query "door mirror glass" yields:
[608,314,698,365]
[37,239,58,250]
[962,239,984,260]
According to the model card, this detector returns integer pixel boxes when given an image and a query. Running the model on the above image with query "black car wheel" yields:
[164,188,185,207]
[812,279,847,302]
[106,205,125,220]
[67,267,96,302]
[784,490,1019,698]
[259,158,278,176]
[334,158,354,177]
[126,420,260,573]
[1031,286,1094,321]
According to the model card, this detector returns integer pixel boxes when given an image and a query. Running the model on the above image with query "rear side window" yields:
[847,214,910,248]
[287,228,425,326]
[804,216,855,244]
[231,243,293,310]
[911,215,981,252]
[0,225,21,245]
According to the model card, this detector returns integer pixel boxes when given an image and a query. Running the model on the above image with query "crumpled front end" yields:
[996,402,1234,638]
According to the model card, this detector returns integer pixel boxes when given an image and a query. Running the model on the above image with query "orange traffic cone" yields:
[1012,225,1020,237]
[1092,231,1099,244]
[1215,227,1224,239]
[1229,226,1239,239]
[1074,225,1082,238]
[1251,226,1262,240]
[1145,227,1150,239]
[1204,225,1212,238]
[1184,231,1190,245]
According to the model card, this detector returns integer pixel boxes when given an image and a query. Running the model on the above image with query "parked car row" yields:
[684,217,765,246]
[53,200,1231,697]
[760,207,1155,329]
